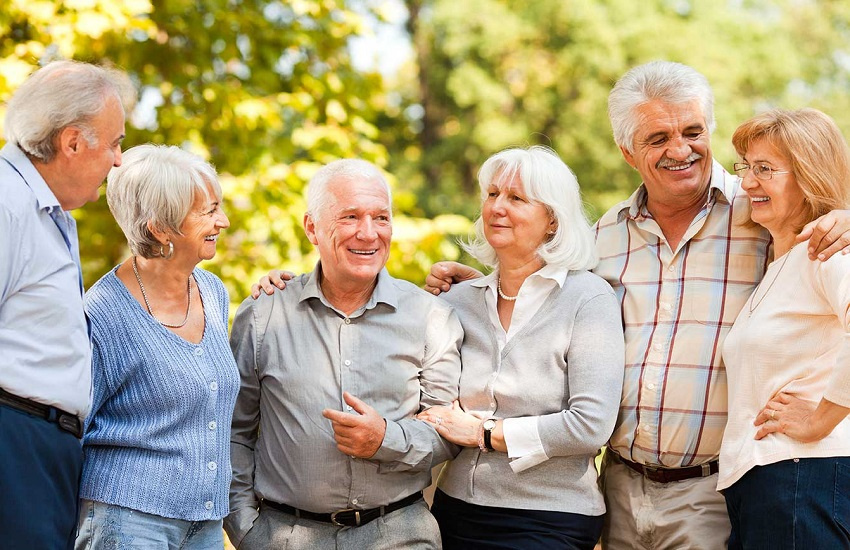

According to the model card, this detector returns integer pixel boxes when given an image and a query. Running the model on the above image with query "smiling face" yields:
[740,138,807,243]
[170,182,230,266]
[621,99,713,210]
[482,172,554,266]
[305,176,392,293]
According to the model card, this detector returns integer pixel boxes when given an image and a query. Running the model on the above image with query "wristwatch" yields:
[482,418,497,452]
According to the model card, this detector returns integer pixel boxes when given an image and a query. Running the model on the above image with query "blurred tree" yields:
[396,0,850,220]
[0,0,471,302]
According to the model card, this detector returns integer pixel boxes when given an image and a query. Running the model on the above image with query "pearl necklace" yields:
[132,256,193,328]
[497,278,518,301]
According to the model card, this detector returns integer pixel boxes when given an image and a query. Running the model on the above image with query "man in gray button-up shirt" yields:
[226,159,463,549]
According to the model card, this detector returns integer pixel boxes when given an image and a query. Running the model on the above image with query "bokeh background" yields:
[2,0,849,309]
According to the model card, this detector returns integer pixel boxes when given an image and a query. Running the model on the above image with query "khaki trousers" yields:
[600,453,730,550]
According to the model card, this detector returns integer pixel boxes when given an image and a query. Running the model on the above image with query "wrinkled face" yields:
[305,176,392,291]
[740,138,807,238]
[170,182,230,266]
[68,94,125,209]
[482,173,553,262]
[621,99,713,208]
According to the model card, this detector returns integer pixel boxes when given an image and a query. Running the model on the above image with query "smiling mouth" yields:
[204,235,219,242]
[658,152,702,172]
[751,197,770,203]
[350,249,377,255]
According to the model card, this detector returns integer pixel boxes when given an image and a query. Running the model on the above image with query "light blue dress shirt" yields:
[0,143,91,416]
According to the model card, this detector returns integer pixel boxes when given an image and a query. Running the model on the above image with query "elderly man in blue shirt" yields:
[0,61,131,548]
[226,159,463,549]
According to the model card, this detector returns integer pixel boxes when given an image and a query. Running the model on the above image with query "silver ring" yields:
[435,417,443,425]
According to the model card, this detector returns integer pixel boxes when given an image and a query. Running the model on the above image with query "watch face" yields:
[483,419,497,430]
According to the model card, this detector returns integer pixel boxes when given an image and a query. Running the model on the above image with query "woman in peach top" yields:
[718,109,850,548]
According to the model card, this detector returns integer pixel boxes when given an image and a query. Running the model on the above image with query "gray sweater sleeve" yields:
[538,291,625,457]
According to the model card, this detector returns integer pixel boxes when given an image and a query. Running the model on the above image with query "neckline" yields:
[107,265,209,346]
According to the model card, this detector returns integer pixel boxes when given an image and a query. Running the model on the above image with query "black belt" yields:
[614,452,718,483]
[263,491,423,527]
[0,387,83,439]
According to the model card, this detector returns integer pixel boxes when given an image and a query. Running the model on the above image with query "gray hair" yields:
[106,144,222,258]
[463,146,598,271]
[4,60,135,162]
[306,159,392,222]
[608,61,716,153]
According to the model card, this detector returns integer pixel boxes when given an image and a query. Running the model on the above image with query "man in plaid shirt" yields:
[425,61,850,549]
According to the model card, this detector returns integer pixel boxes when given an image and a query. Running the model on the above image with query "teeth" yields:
[664,163,691,171]
[351,249,377,255]
[205,235,218,241]
[752,197,770,203]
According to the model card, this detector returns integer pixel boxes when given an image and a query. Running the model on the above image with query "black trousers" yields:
[0,404,82,550]
[431,489,604,550]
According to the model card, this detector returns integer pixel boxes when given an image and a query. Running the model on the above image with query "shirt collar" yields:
[0,142,63,213]
[616,160,733,223]
[299,262,398,313]
[470,263,568,291]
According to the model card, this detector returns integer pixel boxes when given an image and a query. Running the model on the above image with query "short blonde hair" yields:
[732,108,850,230]
[463,146,597,271]
[106,144,222,258]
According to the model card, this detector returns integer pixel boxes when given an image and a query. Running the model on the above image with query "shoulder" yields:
[387,275,454,313]
[85,269,123,312]
[193,267,228,298]
[0,170,36,223]
[566,269,615,296]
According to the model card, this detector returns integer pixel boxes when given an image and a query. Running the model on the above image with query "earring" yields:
[159,241,174,259]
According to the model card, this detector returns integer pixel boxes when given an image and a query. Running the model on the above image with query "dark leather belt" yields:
[614,452,718,483]
[263,491,423,527]
[0,387,83,439]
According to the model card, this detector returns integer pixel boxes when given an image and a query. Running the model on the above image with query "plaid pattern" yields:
[594,162,771,467]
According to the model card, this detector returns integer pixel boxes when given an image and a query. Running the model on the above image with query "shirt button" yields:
[344,318,351,325]
[653,343,663,351]
[208,421,217,430]
[204,501,213,510]
[647,383,655,390]
[207,461,217,471]
[352,498,359,505]
[344,360,351,366]
[347,406,353,411]
[209,382,218,391]
[668,265,675,272]
[194,347,204,356]
[661,303,672,311]
[490,402,496,408]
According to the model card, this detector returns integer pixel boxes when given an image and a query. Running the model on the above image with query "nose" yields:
[356,217,378,240]
[216,209,230,229]
[667,136,693,160]
[491,194,508,214]
[739,169,758,190]
[113,146,122,167]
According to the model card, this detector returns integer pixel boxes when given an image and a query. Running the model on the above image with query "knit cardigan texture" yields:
[80,266,239,521]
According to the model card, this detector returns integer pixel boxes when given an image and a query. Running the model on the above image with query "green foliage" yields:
[397,0,850,220]
[0,0,471,308]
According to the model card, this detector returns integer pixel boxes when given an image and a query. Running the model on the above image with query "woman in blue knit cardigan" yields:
[75,144,239,548]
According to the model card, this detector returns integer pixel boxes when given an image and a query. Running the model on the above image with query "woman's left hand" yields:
[417,401,482,447]
[754,392,829,443]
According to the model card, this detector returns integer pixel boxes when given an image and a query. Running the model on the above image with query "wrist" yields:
[478,417,498,452]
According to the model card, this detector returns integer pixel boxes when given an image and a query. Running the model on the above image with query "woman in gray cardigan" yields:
[418,146,624,549]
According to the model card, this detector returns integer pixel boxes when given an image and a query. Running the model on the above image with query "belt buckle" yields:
[330,508,360,527]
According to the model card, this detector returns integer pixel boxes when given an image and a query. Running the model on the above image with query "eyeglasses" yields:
[733,163,791,181]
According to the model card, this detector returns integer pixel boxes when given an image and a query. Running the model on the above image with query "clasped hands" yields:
[417,400,483,448]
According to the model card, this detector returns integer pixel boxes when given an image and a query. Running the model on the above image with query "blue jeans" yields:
[75,500,223,549]
[723,456,850,549]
